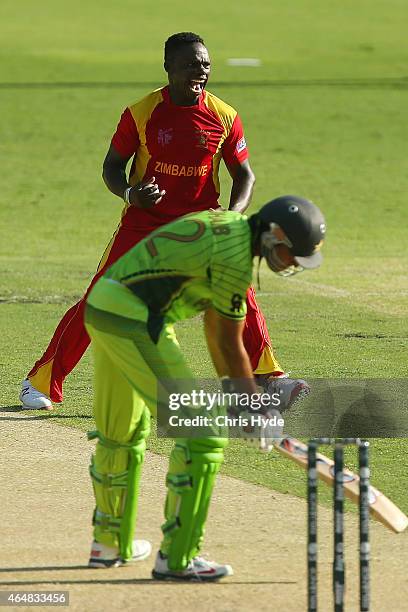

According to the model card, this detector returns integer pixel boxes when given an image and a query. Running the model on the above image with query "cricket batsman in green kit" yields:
[84,195,326,580]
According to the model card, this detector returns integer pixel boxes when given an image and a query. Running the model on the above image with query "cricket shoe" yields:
[19,379,53,410]
[265,374,310,412]
[88,539,152,568]
[152,551,233,582]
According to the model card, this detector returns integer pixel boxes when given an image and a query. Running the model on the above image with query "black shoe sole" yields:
[151,569,228,582]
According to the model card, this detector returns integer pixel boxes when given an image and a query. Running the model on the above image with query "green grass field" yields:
[1,0,407,514]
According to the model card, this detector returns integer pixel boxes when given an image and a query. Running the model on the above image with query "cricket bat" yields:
[274,436,408,534]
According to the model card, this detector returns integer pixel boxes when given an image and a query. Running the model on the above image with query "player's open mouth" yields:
[189,80,205,93]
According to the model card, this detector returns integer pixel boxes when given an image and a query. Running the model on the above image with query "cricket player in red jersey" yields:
[20,32,308,410]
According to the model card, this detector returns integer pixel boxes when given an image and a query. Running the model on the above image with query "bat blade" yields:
[274,437,408,534]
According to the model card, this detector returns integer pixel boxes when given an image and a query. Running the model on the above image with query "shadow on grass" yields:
[0,575,297,587]
[0,565,297,586]
[0,405,92,420]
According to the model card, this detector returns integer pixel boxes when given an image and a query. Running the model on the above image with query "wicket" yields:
[307,438,370,612]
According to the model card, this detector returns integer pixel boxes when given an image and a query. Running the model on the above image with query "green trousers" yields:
[85,303,227,568]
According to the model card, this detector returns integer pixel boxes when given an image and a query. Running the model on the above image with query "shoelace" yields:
[188,555,215,581]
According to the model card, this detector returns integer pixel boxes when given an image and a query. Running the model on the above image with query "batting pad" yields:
[88,407,150,560]
[161,437,228,570]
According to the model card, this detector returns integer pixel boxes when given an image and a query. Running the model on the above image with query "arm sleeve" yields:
[221,114,249,169]
[210,261,248,320]
[111,107,140,159]
[209,233,251,320]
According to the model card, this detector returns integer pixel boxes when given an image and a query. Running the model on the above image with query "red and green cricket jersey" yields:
[111,86,249,234]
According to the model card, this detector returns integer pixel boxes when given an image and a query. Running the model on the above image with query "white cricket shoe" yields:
[88,539,152,568]
[152,551,233,581]
[19,379,53,410]
[265,374,310,412]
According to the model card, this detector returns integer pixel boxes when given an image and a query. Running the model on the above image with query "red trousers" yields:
[28,225,281,402]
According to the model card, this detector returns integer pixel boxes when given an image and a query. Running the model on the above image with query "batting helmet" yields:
[255,195,326,271]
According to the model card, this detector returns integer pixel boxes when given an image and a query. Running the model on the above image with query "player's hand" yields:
[259,408,284,451]
[236,407,284,453]
[129,177,166,208]
[221,378,284,452]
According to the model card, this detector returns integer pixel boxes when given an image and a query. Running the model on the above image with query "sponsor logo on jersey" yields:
[236,136,247,153]
[158,128,173,146]
[154,161,208,177]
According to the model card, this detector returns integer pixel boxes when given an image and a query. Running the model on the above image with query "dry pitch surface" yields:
[1,414,407,612]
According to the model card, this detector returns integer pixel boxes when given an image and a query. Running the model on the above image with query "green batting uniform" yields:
[85,210,252,569]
